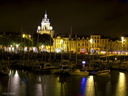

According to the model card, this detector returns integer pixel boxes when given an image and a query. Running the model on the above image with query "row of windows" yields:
[55,39,108,44]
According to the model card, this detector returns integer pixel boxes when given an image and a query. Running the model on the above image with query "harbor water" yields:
[0,69,128,96]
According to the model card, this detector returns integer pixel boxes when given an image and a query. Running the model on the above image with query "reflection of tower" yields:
[37,11,54,37]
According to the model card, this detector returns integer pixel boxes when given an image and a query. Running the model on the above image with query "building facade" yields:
[37,11,54,37]
[36,12,128,55]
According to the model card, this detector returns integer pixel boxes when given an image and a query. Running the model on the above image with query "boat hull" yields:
[96,70,110,75]
[69,69,89,76]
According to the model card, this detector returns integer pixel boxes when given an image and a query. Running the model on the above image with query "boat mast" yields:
[75,34,77,64]
[69,27,72,60]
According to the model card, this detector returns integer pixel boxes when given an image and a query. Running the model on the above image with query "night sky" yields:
[0,0,128,37]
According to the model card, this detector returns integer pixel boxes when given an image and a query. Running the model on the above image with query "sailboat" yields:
[68,34,89,76]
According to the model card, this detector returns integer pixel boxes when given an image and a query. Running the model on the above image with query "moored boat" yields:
[68,69,89,76]
[52,60,75,75]
[34,62,58,73]
[120,61,128,70]
[111,60,121,69]
[95,69,110,75]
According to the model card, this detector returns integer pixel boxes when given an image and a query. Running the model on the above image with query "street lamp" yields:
[49,27,53,62]
[60,39,63,60]
[121,36,126,60]
[121,36,125,54]
[90,39,93,54]
[22,34,26,57]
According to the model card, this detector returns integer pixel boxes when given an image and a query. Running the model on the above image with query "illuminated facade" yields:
[52,36,76,53]
[37,11,54,37]
[90,35,109,54]
[2,12,128,55]
[50,35,128,55]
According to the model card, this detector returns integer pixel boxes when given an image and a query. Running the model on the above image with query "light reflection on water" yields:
[115,72,126,96]
[85,76,95,96]
[0,70,128,96]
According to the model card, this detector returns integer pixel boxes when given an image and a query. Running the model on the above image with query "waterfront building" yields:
[76,36,89,54]
[1,12,128,55]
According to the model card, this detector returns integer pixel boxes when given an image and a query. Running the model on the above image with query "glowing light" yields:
[81,49,85,53]
[49,26,53,30]
[82,61,86,65]
[24,47,27,51]
[85,76,95,96]
[79,77,87,95]
[60,39,63,44]
[16,45,19,48]
[90,39,93,43]
[14,70,19,77]
[38,26,41,30]
[56,48,60,53]
[121,36,124,42]
[10,70,20,95]
[28,35,31,38]
[115,72,126,96]
[22,34,26,38]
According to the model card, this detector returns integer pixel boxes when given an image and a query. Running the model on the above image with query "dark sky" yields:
[0,0,128,37]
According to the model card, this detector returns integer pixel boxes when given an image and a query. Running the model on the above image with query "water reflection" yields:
[58,76,68,96]
[8,70,21,96]
[80,77,86,96]
[0,75,9,96]
[115,72,126,96]
[0,70,128,96]
[85,76,95,96]
[94,74,110,96]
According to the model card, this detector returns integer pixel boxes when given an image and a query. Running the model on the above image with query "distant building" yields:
[2,11,128,55]
[37,11,54,37]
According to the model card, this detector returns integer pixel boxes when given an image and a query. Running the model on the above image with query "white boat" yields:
[95,70,110,75]
[68,69,89,76]
[120,61,128,70]
[34,62,58,73]
[40,63,58,69]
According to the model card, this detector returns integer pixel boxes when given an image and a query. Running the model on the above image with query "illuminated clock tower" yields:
[37,11,54,37]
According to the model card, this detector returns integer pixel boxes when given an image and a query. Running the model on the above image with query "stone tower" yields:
[37,11,54,37]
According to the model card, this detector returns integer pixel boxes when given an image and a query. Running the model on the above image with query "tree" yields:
[32,33,53,47]
[0,35,12,46]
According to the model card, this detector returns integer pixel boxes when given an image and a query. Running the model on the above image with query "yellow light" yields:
[121,36,124,41]
[38,26,41,30]
[90,39,93,43]
[115,72,126,96]
[22,34,25,38]
[85,76,95,96]
[60,39,63,44]
[41,45,44,48]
